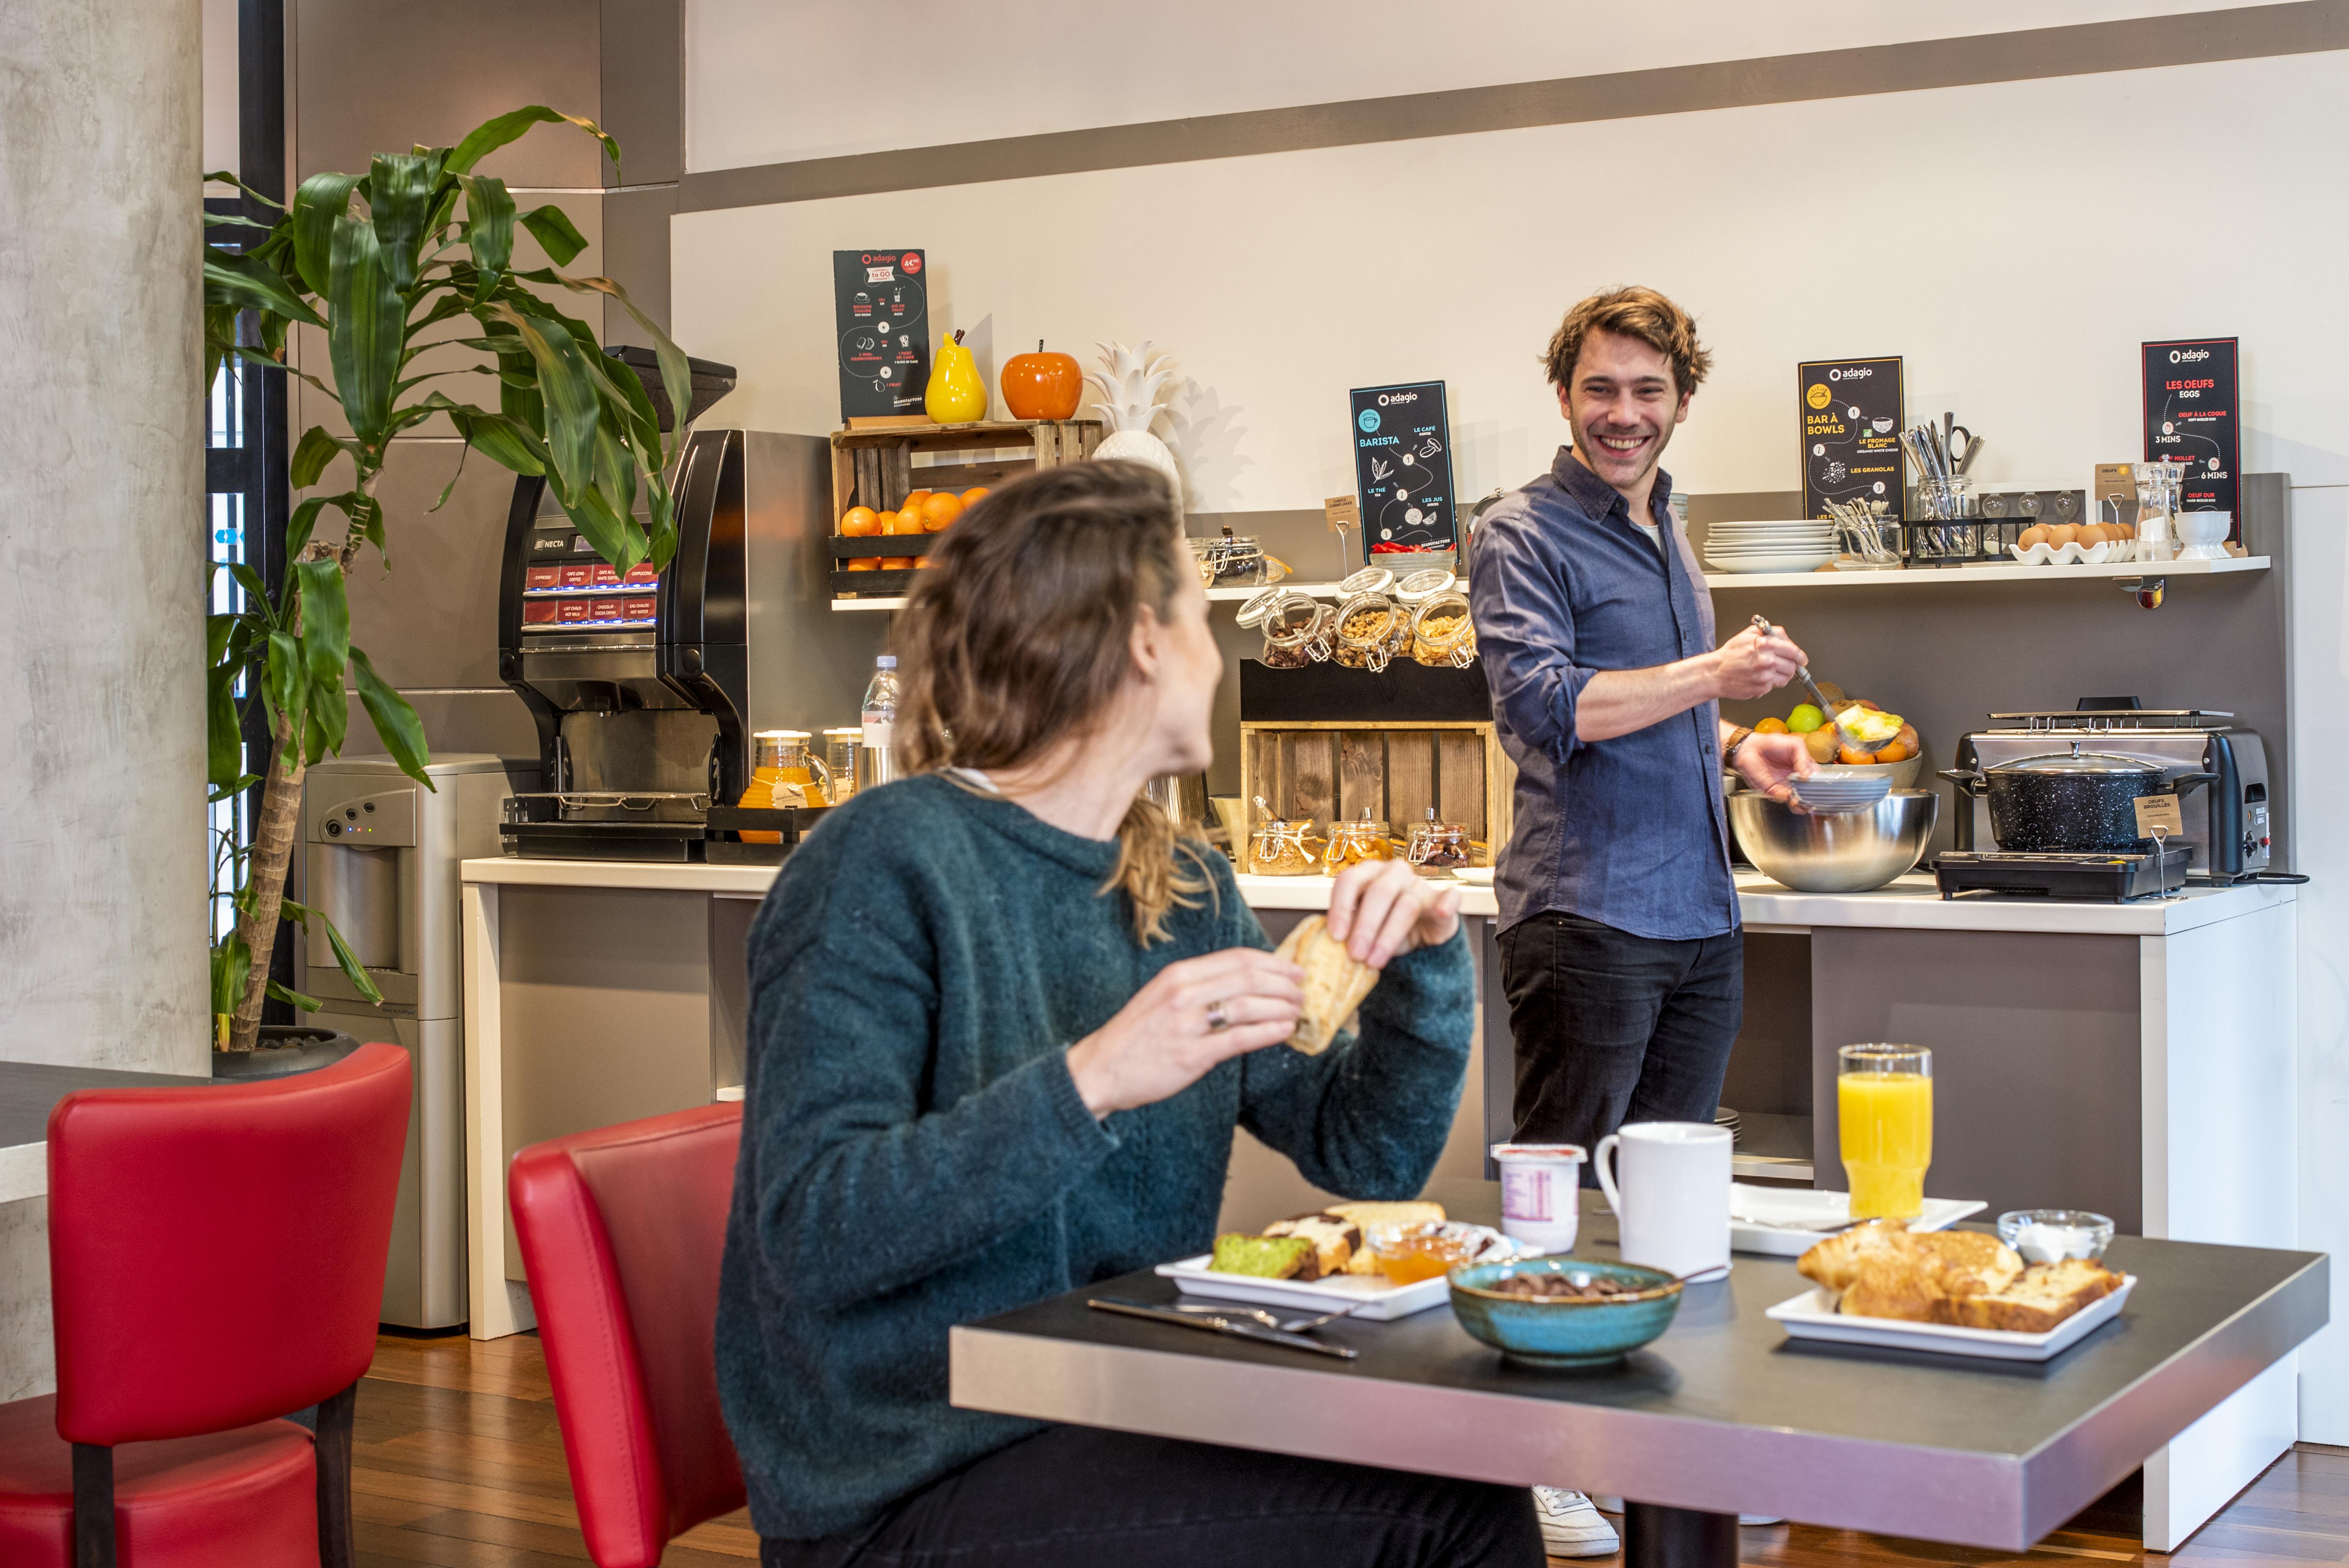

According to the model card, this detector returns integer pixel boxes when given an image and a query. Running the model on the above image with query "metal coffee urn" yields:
[298,754,537,1328]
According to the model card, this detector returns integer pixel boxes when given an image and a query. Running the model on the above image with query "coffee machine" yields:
[497,412,879,859]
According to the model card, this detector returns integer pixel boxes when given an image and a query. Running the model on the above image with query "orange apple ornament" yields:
[1000,340,1083,421]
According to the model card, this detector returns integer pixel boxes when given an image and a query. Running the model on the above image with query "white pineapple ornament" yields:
[1086,340,1184,499]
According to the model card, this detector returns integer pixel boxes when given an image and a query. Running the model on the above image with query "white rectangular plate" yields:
[1155,1255,1451,1320]
[1764,1275,2135,1361]
[1730,1185,1986,1257]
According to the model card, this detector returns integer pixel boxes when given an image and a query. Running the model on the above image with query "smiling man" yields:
[1471,284,1815,1180]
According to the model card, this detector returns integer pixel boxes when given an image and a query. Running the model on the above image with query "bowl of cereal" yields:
[1448,1257,1683,1368]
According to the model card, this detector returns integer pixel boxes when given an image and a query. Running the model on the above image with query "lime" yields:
[1787,704,1824,734]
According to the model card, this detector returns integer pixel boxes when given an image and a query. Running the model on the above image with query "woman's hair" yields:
[896,460,1213,945]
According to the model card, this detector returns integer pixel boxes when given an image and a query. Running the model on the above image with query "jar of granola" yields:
[1332,591,1404,671]
[1247,803,1319,876]
[1249,590,1332,668]
[1411,590,1477,667]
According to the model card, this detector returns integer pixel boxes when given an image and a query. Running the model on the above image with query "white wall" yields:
[685,0,2280,171]
[674,50,2349,513]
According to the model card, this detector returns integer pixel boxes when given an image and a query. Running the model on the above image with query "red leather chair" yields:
[509,1103,745,1568]
[0,1041,411,1568]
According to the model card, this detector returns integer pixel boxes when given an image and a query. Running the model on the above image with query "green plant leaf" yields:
[206,660,243,788]
[205,211,276,232]
[203,170,286,210]
[553,476,644,572]
[211,932,253,1018]
[295,560,350,688]
[369,152,434,292]
[289,426,348,490]
[517,203,588,268]
[282,899,386,1005]
[426,396,548,476]
[289,172,362,295]
[489,303,600,504]
[455,175,517,299]
[228,562,277,624]
[205,244,324,326]
[264,629,306,765]
[265,977,326,1012]
[446,106,619,179]
[328,214,403,444]
[349,646,434,789]
[563,273,696,466]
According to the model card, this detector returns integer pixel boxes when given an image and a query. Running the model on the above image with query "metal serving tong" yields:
[1747,614,1891,756]
[1088,1297,1360,1359]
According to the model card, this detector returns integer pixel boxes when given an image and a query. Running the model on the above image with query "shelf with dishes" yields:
[1700,555,2269,589]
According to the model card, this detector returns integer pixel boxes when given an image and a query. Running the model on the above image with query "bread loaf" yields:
[1944,1259,2122,1333]
[1799,1223,2028,1324]
[1273,916,1380,1055]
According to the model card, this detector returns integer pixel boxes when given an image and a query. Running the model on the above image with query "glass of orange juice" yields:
[1838,1044,1932,1220]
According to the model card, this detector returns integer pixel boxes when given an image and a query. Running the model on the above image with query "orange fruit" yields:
[1837,744,1875,765]
[920,493,963,531]
[879,555,915,569]
[839,506,880,537]
[1873,740,1909,763]
[873,511,902,535]
[961,486,989,505]
[845,558,881,571]
[915,555,938,568]
[884,508,927,536]
[901,489,933,515]
[1754,716,1789,735]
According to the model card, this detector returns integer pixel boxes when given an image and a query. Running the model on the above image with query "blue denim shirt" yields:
[1468,448,1738,941]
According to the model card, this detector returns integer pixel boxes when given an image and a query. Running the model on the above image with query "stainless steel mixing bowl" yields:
[1726,789,1939,893]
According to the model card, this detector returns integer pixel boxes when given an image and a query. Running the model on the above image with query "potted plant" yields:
[204,106,693,1060]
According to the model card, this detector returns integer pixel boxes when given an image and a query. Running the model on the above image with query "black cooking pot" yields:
[1942,744,2216,852]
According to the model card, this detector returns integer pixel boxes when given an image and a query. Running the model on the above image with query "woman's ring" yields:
[1205,999,1230,1033]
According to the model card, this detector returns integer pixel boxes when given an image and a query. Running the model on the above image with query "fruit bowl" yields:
[1449,1258,1683,1368]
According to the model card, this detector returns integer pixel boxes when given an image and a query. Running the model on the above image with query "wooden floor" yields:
[355,1331,2347,1567]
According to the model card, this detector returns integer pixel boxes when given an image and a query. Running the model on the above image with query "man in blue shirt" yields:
[1470,286,1814,1171]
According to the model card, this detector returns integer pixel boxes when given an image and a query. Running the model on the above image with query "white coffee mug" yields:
[1592,1121,1732,1282]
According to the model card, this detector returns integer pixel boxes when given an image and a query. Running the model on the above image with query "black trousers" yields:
[1498,909,1743,1182]
[759,1426,1543,1567]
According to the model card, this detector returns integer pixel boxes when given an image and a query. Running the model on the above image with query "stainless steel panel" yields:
[563,709,718,794]
[741,431,890,733]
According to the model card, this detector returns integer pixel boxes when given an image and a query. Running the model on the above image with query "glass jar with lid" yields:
[1246,799,1319,876]
[1331,590,1406,671]
[1394,567,1456,606]
[738,730,834,842]
[1250,591,1332,668]
[1410,590,1478,667]
[1404,809,1472,874]
[1189,526,1288,589]
[1322,807,1395,873]
[1335,565,1395,599]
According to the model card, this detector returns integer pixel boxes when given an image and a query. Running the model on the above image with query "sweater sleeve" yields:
[736,833,1118,1313]
[1234,903,1476,1201]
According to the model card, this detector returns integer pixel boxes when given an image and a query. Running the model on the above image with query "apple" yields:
[999,340,1083,421]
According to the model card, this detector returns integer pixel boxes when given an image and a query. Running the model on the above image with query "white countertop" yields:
[466,856,2291,935]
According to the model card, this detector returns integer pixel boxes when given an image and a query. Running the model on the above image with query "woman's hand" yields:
[1327,858,1461,968]
[1066,948,1305,1118]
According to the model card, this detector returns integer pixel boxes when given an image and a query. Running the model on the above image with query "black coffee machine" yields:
[496,352,865,860]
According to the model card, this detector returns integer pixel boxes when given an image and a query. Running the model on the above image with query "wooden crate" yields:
[1237,720,1514,860]
[827,419,1102,598]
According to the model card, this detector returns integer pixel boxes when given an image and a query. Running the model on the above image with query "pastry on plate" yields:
[1261,1212,1362,1277]
[1208,1233,1318,1279]
[1323,1200,1446,1274]
[1273,915,1379,1056]
[1944,1259,2123,1332]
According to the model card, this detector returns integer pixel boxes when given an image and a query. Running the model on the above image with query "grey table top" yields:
[0,1060,211,1149]
[950,1180,2327,1550]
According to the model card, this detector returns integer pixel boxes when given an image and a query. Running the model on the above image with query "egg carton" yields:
[2007,539,2138,566]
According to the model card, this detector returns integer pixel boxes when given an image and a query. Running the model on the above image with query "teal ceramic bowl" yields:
[1449,1258,1683,1368]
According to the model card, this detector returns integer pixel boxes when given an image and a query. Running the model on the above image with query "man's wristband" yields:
[1722,725,1756,767]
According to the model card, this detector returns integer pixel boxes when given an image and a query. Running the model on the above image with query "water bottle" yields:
[861,656,901,787]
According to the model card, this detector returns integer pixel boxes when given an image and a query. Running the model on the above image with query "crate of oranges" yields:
[828,419,1102,598]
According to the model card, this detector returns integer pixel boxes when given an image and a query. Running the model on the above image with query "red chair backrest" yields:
[510,1103,745,1568]
[47,1041,412,1446]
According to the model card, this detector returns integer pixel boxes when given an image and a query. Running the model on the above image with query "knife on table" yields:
[1088,1298,1359,1359]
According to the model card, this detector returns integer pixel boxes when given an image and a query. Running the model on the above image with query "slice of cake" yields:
[1208,1233,1316,1280]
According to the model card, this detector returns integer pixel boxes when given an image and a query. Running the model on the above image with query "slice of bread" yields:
[1273,916,1380,1055]
[1944,1259,2123,1333]
[1208,1233,1316,1280]
[1912,1231,2024,1298]
[1323,1200,1447,1274]
[1262,1212,1362,1277]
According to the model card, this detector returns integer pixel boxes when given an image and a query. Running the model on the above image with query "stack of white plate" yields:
[1702,520,1836,574]
[1790,774,1892,813]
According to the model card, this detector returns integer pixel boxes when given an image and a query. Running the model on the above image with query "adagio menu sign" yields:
[2141,337,2240,540]
[832,250,928,421]
[1796,357,1905,520]
[1349,382,1456,559]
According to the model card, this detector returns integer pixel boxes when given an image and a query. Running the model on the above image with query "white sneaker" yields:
[1533,1488,1621,1557]
[1593,1495,1782,1526]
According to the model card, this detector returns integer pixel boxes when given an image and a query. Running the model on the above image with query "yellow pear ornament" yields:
[925,329,988,424]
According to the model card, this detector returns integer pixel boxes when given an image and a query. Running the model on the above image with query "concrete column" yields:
[0,0,209,1074]
[0,0,206,1400]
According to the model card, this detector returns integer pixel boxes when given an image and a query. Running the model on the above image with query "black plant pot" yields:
[212,1023,365,1081]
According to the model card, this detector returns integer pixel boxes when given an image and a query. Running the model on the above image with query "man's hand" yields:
[1734,730,1816,807]
[1711,621,1807,701]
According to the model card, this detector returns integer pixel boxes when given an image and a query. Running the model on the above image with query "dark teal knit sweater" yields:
[715,774,1475,1540]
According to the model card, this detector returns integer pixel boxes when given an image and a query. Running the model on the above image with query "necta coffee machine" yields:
[497,422,883,859]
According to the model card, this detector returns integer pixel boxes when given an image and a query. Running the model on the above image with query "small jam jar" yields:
[1322,808,1396,873]
[1405,810,1472,874]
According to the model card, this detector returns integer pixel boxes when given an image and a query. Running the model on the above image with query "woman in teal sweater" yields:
[718,462,1540,1566]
